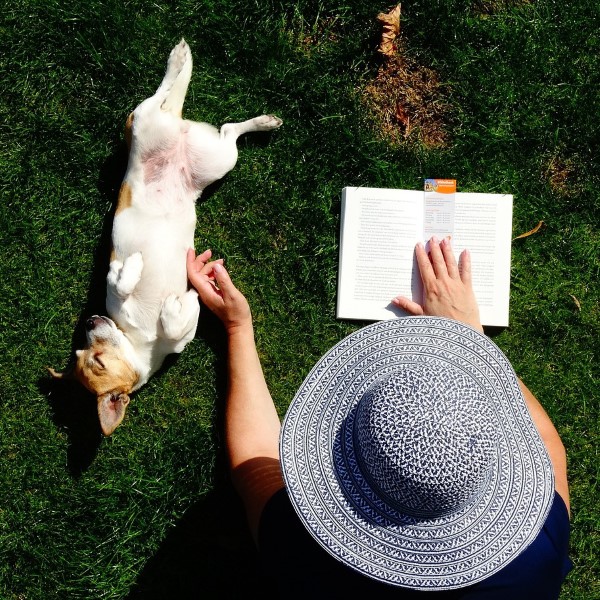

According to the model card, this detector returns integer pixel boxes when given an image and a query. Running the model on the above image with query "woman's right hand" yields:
[391,237,483,332]
[186,248,252,333]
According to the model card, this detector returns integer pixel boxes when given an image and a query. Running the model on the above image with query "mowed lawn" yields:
[0,1,598,598]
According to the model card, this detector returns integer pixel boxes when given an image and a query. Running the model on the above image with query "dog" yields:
[50,39,282,435]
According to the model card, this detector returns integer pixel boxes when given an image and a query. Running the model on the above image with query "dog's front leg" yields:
[107,252,144,299]
[160,289,200,350]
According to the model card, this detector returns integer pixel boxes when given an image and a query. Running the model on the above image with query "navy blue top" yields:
[258,489,571,599]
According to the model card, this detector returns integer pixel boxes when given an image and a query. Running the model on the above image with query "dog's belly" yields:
[141,121,238,199]
[112,208,194,292]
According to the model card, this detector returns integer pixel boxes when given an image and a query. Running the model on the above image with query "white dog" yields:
[50,40,282,435]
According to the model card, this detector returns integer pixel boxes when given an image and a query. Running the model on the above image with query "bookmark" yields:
[423,178,456,241]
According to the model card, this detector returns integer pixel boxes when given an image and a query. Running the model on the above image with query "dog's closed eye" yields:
[94,354,106,369]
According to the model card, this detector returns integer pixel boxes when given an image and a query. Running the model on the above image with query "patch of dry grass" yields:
[543,153,583,197]
[361,41,453,149]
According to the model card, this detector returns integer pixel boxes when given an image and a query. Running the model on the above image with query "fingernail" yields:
[431,235,439,244]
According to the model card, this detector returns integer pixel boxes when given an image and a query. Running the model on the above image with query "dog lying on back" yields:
[50,40,282,435]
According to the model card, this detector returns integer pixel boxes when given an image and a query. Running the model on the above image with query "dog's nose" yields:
[85,316,103,331]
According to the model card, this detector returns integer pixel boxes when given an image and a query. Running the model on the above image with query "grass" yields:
[0,0,598,597]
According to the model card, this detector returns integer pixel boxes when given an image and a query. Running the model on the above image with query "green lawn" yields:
[0,0,598,598]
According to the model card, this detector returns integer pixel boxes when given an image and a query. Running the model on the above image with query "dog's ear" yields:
[98,392,130,436]
[47,366,74,380]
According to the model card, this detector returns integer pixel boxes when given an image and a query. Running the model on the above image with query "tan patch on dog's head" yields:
[49,317,139,435]
[74,341,139,397]
[73,341,139,436]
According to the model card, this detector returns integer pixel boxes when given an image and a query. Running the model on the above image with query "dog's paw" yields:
[255,114,283,130]
[162,293,182,318]
[160,39,193,113]
[166,39,191,78]
[110,253,144,298]
[107,260,124,290]
[161,294,184,340]
[161,291,200,342]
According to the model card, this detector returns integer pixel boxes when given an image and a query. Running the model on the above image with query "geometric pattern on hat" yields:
[280,317,554,590]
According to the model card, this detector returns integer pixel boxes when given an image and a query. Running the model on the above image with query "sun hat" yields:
[280,316,554,590]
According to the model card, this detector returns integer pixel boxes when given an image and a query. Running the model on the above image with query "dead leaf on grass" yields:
[513,220,544,240]
[544,155,582,198]
[570,295,582,311]
[377,4,401,56]
[362,52,452,148]
[395,102,410,135]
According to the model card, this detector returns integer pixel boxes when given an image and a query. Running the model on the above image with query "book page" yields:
[337,187,424,320]
[337,188,513,327]
[448,193,513,327]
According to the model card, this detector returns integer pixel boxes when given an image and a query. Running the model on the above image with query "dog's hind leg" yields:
[220,115,283,141]
[183,114,283,191]
[155,39,193,116]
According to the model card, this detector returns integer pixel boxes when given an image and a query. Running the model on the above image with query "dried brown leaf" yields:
[513,220,544,240]
[570,295,582,311]
[377,4,401,56]
[395,102,410,135]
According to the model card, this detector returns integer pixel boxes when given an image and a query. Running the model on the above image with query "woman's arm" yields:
[187,249,284,542]
[518,379,570,514]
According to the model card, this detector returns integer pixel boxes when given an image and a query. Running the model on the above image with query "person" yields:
[186,236,571,599]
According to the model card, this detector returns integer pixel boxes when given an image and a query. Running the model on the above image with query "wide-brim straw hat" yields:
[280,317,554,590]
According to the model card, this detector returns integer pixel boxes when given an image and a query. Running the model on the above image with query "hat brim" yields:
[280,317,554,590]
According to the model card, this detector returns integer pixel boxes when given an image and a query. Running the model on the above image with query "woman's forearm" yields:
[225,323,281,469]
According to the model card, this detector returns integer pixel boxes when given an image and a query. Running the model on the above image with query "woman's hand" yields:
[392,237,483,332]
[186,248,252,333]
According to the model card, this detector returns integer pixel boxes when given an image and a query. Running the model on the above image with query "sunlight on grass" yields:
[0,1,598,598]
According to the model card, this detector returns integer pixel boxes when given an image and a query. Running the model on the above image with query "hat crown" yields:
[354,365,498,518]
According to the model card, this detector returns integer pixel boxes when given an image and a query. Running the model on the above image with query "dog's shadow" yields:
[39,143,129,475]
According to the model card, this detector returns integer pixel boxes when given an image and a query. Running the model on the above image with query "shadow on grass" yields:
[39,375,103,475]
[38,142,129,475]
[126,480,275,600]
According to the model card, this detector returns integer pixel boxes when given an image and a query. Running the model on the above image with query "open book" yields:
[336,186,513,327]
